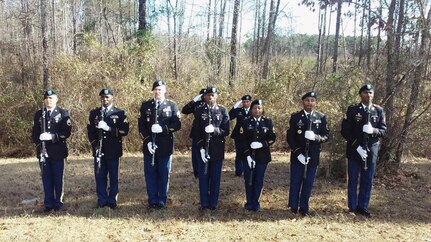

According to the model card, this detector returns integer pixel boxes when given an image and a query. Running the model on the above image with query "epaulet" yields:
[244,116,252,121]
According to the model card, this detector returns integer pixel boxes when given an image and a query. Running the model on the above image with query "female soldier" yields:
[241,99,276,212]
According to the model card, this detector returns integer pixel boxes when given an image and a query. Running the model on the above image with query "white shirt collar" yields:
[47,106,56,112]
[104,104,113,111]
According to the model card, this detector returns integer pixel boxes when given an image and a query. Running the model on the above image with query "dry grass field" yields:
[1,152,430,241]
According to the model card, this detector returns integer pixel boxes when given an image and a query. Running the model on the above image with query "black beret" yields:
[205,86,218,94]
[199,88,207,95]
[359,84,374,94]
[44,89,57,98]
[250,99,263,108]
[152,80,166,90]
[241,95,252,100]
[301,91,317,100]
[99,88,113,96]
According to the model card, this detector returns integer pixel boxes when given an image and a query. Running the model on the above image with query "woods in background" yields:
[0,0,430,176]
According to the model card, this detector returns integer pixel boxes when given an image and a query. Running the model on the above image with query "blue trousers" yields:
[243,161,268,210]
[348,159,376,210]
[191,139,199,178]
[234,140,244,176]
[198,158,223,209]
[94,157,119,206]
[144,154,172,207]
[41,159,64,209]
[288,162,317,213]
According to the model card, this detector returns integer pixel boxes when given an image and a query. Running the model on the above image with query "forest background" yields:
[1,0,431,177]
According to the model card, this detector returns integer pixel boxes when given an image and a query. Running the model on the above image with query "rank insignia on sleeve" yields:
[67,119,72,126]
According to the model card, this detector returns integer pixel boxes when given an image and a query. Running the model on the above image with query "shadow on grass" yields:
[1,153,430,224]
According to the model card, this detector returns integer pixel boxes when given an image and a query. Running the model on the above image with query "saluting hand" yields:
[233,100,242,109]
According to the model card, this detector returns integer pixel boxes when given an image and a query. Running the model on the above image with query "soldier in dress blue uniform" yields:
[286,91,329,216]
[195,87,230,210]
[181,88,207,178]
[229,95,252,177]
[32,89,72,212]
[138,80,181,209]
[87,88,129,209]
[240,99,276,211]
[341,84,387,217]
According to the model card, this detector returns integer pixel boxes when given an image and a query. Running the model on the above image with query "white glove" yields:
[97,121,110,131]
[205,124,215,133]
[233,100,242,109]
[250,141,263,149]
[39,132,52,141]
[298,154,309,165]
[151,124,163,133]
[304,130,316,141]
[147,142,157,154]
[193,94,202,102]
[247,156,255,168]
[356,146,368,161]
[362,122,374,134]
[200,149,208,163]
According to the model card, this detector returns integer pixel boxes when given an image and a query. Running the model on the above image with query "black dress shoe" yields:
[290,208,298,214]
[199,206,209,211]
[109,203,118,209]
[356,208,371,217]
[43,207,53,213]
[299,210,310,216]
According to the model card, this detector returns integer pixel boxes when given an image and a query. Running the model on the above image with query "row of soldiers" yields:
[32,81,386,217]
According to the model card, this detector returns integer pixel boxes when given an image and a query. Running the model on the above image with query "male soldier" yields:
[32,89,72,212]
[287,91,329,216]
[195,87,230,210]
[181,88,207,178]
[87,88,129,209]
[241,99,276,212]
[229,95,252,177]
[341,84,387,218]
[138,80,181,209]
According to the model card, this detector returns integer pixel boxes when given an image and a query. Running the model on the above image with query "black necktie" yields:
[47,110,51,118]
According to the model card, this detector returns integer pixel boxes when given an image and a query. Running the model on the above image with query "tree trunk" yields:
[40,0,49,89]
[206,0,211,41]
[72,0,77,54]
[379,0,404,172]
[138,0,147,31]
[394,4,430,167]
[51,0,56,52]
[216,0,227,76]
[366,0,372,69]
[229,0,240,83]
[332,0,342,73]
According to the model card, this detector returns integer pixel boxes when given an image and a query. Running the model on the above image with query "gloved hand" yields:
[200,149,208,163]
[233,100,242,109]
[193,94,202,102]
[250,141,263,149]
[356,146,368,161]
[151,124,163,133]
[97,121,110,131]
[305,130,316,141]
[39,132,52,141]
[298,154,310,165]
[147,142,157,154]
[362,122,374,134]
[247,156,255,168]
[205,124,215,133]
